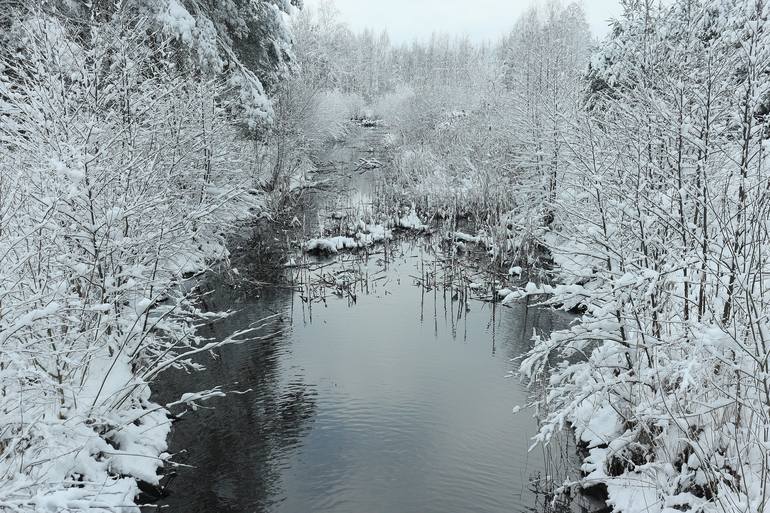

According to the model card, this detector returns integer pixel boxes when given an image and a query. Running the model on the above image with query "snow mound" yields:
[398,210,429,231]
[303,236,358,254]
[303,223,394,254]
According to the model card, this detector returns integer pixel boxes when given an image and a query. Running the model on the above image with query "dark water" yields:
[153,242,574,513]
[148,127,586,513]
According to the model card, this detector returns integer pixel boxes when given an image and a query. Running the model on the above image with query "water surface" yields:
[149,126,580,513]
[152,239,573,513]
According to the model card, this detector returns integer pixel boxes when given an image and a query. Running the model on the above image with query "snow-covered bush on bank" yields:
[366,5,591,267]
[523,2,770,511]
[261,4,367,191]
[0,11,270,512]
[377,75,516,223]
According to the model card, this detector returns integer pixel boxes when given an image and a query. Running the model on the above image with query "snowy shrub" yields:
[523,2,770,511]
[0,12,265,512]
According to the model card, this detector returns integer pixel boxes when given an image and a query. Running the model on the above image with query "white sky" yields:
[304,0,623,43]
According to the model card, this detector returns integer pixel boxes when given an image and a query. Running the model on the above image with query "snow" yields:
[605,474,665,513]
[356,222,392,245]
[398,209,429,231]
[158,0,196,44]
[303,222,394,254]
[501,290,524,304]
[451,231,480,243]
[446,231,494,249]
[304,236,358,254]
[302,209,428,253]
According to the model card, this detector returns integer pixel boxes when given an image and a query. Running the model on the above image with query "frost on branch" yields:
[0,9,272,512]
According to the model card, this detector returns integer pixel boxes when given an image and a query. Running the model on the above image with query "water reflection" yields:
[149,238,581,513]
[148,283,318,513]
[146,126,591,513]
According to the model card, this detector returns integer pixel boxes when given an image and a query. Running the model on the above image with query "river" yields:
[146,126,593,513]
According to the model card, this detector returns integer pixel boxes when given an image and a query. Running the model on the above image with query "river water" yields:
[148,127,589,513]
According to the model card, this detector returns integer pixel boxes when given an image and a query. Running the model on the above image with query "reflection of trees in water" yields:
[217,222,296,298]
[147,126,387,513]
[147,278,317,513]
[500,299,573,361]
[498,302,604,513]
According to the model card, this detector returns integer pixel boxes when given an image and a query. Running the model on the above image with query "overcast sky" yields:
[304,0,623,44]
